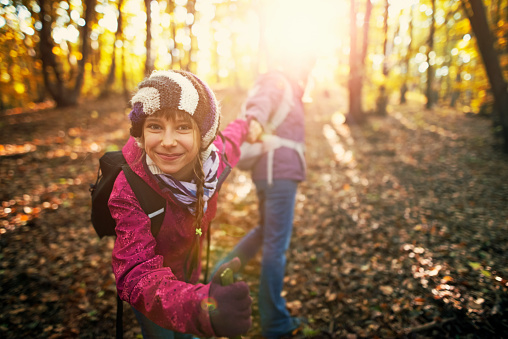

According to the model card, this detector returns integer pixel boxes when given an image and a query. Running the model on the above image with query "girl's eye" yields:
[146,123,162,130]
[177,124,192,131]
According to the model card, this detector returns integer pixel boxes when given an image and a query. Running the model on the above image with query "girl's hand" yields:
[209,258,252,337]
[247,119,263,143]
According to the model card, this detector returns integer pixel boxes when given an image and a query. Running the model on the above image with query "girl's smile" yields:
[157,152,184,161]
[143,113,200,181]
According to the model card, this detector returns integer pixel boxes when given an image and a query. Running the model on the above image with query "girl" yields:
[109,70,256,338]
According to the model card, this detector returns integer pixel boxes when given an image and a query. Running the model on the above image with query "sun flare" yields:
[262,0,347,61]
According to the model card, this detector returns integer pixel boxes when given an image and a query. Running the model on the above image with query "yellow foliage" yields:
[52,46,61,55]
[9,50,18,58]
[1,73,10,83]
[371,73,386,87]
[14,82,25,94]
[455,19,471,32]
[12,64,21,75]
[25,37,33,48]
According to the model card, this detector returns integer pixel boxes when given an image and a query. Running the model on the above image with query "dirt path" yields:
[0,88,507,338]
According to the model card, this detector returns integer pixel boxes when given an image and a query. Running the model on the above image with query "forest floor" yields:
[0,85,507,339]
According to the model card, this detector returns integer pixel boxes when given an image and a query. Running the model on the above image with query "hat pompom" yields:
[129,103,145,138]
[129,102,145,124]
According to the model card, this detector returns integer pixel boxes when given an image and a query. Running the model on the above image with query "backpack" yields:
[90,150,167,238]
[89,135,232,339]
[237,73,305,185]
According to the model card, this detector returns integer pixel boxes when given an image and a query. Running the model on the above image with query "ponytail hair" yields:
[184,153,206,282]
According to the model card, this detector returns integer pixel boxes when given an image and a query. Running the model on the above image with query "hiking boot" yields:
[277,317,307,339]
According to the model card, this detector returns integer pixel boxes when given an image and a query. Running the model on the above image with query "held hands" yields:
[209,257,252,337]
[247,118,263,143]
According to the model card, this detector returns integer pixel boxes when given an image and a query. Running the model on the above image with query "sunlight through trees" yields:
[1,0,507,149]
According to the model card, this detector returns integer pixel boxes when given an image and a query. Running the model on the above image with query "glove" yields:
[209,257,252,337]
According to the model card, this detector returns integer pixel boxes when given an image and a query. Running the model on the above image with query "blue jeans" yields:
[132,306,194,339]
[214,179,299,339]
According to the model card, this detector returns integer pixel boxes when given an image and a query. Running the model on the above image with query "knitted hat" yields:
[129,70,221,160]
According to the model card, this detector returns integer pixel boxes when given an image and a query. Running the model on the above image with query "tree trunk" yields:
[37,0,95,107]
[167,0,176,69]
[186,0,196,72]
[382,0,389,76]
[38,0,64,105]
[425,0,436,110]
[71,0,96,102]
[144,0,153,76]
[361,0,373,69]
[347,0,371,124]
[101,0,124,97]
[401,4,414,104]
[450,68,462,107]
[121,40,128,100]
[443,10,454,102]
[463,0,508,153]
[376,0,390,115]
[348,0,360,122]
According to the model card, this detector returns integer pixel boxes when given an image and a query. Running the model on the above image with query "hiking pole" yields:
[220,268,242,339]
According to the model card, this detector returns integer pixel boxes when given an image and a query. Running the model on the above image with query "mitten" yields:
[209,257,252,337]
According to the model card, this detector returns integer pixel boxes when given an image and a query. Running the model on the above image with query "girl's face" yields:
[143,111,200,181]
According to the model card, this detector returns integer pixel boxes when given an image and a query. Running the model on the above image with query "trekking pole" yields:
[220,268,242,339]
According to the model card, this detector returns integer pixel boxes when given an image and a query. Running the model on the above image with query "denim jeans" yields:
[214,179,299,339]
[132,306,194,339]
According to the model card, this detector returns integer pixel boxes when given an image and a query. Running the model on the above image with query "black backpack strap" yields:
[116,294,123,339]
[122,164,166,238]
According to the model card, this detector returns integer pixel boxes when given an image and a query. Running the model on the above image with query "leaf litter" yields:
[0,89,507,338]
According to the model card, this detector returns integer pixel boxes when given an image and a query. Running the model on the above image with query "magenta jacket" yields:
[109,119,248,337]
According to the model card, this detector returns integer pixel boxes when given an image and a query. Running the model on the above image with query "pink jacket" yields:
[109,119,248,337]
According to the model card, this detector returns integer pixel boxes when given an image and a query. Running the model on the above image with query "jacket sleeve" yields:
[214,118,249,168]
[109,172,215,337]
[243,73,286,128]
